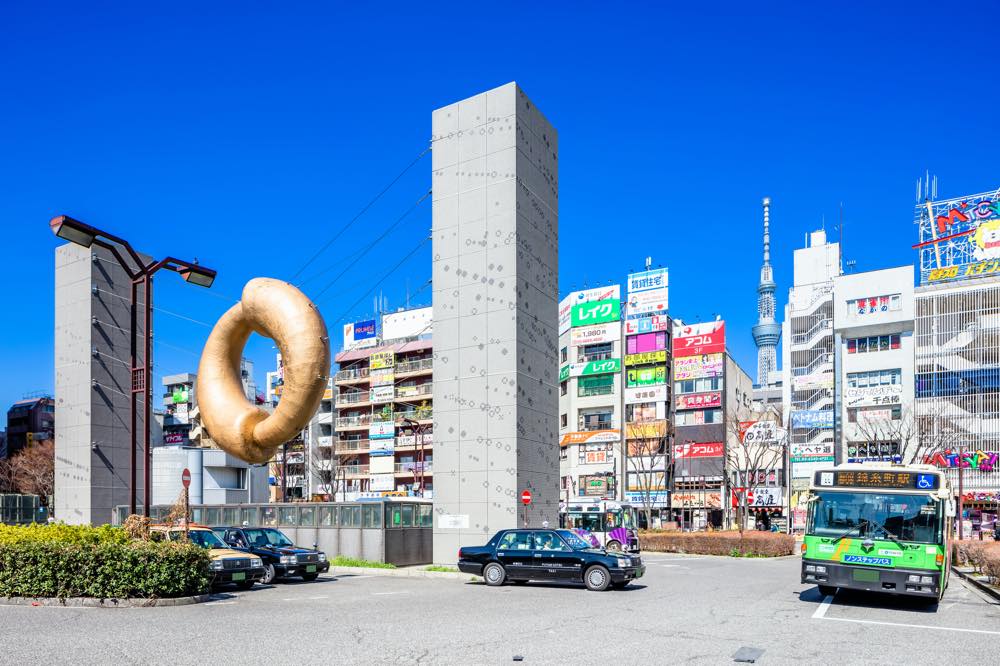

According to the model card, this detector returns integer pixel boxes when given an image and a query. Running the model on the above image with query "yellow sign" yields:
[624,351,667,366]
[626,420,667,439]
[370,351,395,370]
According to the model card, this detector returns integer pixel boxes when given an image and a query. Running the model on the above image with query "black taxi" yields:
[220,526,329,584]
[457,528,645,591]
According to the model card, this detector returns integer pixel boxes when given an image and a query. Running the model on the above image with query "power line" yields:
[312,190,431,301]
[289,145,431,283]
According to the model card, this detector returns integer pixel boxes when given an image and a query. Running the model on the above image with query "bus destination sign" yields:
[816,470,940,490]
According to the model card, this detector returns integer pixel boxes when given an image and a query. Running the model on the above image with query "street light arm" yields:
[92,239,139,280]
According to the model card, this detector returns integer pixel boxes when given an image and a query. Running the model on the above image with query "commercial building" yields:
[332,306,434,501]
[431,82,559,561]
[557,285,623,504]
[151,445,268,506]
[671,320,754,529]
[161,373,195,447]
[833,266,915,465]
[623,268,671,526]
[782,229,841,530]
[3,394,54,458]
[914,188,1000,532]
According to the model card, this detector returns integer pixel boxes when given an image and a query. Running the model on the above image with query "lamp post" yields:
[50,215,216,516]
[402,417,426,497]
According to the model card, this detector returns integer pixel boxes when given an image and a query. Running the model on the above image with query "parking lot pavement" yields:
[2,555,999,664]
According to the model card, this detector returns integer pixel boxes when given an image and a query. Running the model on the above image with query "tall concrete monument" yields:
[431,82,559,561]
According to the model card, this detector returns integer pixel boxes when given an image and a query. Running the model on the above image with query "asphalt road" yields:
[3,555,999,664]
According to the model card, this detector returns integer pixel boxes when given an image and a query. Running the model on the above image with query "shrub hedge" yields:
[0,524,211,599]
[640,530,795,557]
[954,540,1000,585]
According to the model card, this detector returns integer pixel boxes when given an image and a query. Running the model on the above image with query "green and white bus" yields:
[801,463,954,600]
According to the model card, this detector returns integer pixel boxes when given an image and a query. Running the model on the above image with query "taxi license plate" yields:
[232,572,246,581]
[635,569,643,578]
[306,565,317,573]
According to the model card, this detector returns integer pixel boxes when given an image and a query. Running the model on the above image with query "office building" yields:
[4,394,54,458]
[431,83,559,561]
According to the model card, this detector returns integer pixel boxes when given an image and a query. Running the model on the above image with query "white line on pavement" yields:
[372,591,409,596]
[822,616,1000,636]
[204,601,236,606]
[812,595,834,619]
[308,596,328,600]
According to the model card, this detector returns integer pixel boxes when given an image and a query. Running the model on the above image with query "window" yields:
[675,408,722,426]
[579,410,613,431]
[626,402,658,421]
[847,369,901,388]
[560,380,567,396]
[362,504,381,528]
[674,377,722,394]
[579,342,614,362]
[578,374,614,397]
[560,413,568,428]
[846,334,901,354]
[497,531,535,550]
[560,347,568,363]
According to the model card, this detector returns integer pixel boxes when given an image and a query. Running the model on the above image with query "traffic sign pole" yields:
[181,468,191,537]
[521,490,532,528]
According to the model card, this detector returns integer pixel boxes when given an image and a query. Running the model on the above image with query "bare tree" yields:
[4,440,55,505]
[625,418,670,529]
[726,406,786,539]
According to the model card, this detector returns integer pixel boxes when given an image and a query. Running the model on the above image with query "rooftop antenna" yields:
[645,256,652,270]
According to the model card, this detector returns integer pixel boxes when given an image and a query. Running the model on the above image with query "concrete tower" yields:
[752,197,780,386]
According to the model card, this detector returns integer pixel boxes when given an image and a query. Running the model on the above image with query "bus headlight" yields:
[907,574,920,583]
[814,565,826,574]
[921,575,934,584]
[805,565,816,572]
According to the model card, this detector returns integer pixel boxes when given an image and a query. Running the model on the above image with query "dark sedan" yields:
[220,526,330,584]
[458,528,645,591]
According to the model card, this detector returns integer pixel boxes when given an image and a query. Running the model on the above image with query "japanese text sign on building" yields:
[672,321,725,357]
[625,351,667,366]
[369,351,395,370]
[627,365,666,387]
[571,298,621,327]
[675,392,722,411]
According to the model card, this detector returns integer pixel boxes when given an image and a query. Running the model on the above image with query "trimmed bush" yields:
[955,540,1000,585]
[639,530,795,557]
[0,524,210,599]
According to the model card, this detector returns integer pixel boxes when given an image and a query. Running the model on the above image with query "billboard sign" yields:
[624,315,669,334]
[740,420,783,446]
[675,391,722,411]
[369,438,395,457]
[626,288,669,317]
[670,492,722,509]
[559,286,621,335]
[560,430,620,447]
[571,299,621,327]
[369,422,395,440]
[381,306,432,342]
[369,474,395,492]
[580,475,612,496]
[624,351,667,366]
[370,351,395,370]
[369,368,394,387]
[673,441,724,458]
[790,441,835,463]
[625,385,668,404]
[627,267,669,295]
[793,373,834,391]
[627,420,667,439]
[844,385,903,407]
[560,359,621,381]
[343,319,378,350]
[733,487,784,508]
[627,365,666,387]
[672,321,725,357]
[916,191,1000,285]
[570,323,620,346]
[369,385,394,404]
[673,353,723,380]
[791,409,834,429]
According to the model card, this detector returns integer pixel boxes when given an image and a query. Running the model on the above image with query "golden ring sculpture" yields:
[197,278,330,464]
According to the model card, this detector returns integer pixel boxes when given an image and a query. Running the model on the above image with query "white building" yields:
[151,445,268,506]
[833,266,915,464]
[782,229,841,530]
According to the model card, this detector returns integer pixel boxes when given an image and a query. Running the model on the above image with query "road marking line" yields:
[372,591,409,596]
[812,595,834,619]
[308,596,328,600]
[821,616,1000,636]
[659,564,681,568]
[204,601,236,606]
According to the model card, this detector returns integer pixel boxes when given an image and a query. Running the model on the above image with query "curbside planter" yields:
[0,594,215,608]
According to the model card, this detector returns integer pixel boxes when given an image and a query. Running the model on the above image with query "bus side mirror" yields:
[945,501,956,518]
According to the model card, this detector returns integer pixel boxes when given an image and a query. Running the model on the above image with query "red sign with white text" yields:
[672,321,726,358]
[675,391,722,411]
[673,441,724,459]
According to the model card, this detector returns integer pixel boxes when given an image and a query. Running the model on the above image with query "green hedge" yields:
[639,530,796,557]
[0,524,210,599]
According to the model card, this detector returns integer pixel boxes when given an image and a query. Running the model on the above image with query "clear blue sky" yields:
[2,2,998,426]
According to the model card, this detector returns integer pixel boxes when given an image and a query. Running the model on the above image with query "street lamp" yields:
[402,417,426,497]
[50,215,216,517]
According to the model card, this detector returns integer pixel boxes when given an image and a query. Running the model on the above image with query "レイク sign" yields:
[673,321,725,357]
[571,299,620,327]
[560,359,621,381]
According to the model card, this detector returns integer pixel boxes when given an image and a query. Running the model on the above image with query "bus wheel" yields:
[606,540,622,552]
[818,585,837,597]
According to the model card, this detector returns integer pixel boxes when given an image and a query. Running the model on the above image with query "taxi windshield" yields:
[243,528,295,548]
[181,530,226,549]
[557,530,593,550]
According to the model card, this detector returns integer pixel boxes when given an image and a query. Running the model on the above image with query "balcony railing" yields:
[394,408,433,423]
[395,462,433,474]
[335,367,370,382]
[396,434,434,448]
[579,421,614,432]
[791,318,832,346]
[395,358,433,374]
[336,414,373,429]
[395,383,433,400]
[335,439,370,453]
[336,391,369,406]
[341,465,370,476]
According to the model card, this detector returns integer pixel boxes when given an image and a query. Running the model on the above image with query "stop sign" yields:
[521,490,532,505]
[181,468,191,489]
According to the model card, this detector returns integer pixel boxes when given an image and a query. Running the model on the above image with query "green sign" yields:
[172,387,189,404]
[571,299,620,327]
[561,359,621,381]
[627,365,666,387]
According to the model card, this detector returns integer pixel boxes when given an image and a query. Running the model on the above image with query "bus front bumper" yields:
[802,559,940,597]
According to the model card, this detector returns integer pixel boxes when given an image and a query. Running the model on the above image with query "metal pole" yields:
[958,455,965,540]
[129,279,138,516]
[143,274,153,517]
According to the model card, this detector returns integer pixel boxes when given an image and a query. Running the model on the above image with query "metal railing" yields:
[335,367,370,382]
[395,462,433,474]
[395,358,433,374]
[335,439,371,453]
[341,465,370,476]
[336,391,369,406]
[795,352,834,376]
[579,421,615,431]
[395,383,433,399]
[395,409,433,423]
[336,414,373,428]
[578,385,614,397]
[791,318,832,346]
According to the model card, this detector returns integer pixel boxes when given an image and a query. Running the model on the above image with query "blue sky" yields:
[2,2,998,426]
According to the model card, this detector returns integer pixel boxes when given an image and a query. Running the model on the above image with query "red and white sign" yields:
[521,490,532,505]
[672,321,726,358]
[181,468,191,489]
[675,392,722,411]
[673,441,724,459]
[624,315,669,335]
[732,487,783,508]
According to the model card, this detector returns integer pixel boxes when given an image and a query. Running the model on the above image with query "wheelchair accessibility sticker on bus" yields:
[843,555,892,566]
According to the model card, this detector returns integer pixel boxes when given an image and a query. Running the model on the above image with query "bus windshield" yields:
[565,511,603,532]
[809,491,940,544]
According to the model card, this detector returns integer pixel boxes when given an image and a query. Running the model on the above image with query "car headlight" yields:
[210,560,223,570]
[615,557,630,567]
[250,558,263,568]
[280,555,297,565]
[318,553,327,562]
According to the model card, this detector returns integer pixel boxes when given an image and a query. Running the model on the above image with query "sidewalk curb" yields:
[329,566,474,581]
[952,567,1000,603]
[0,594,214,608]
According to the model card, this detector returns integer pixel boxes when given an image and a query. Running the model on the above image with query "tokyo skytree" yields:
[752,197,781,386]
